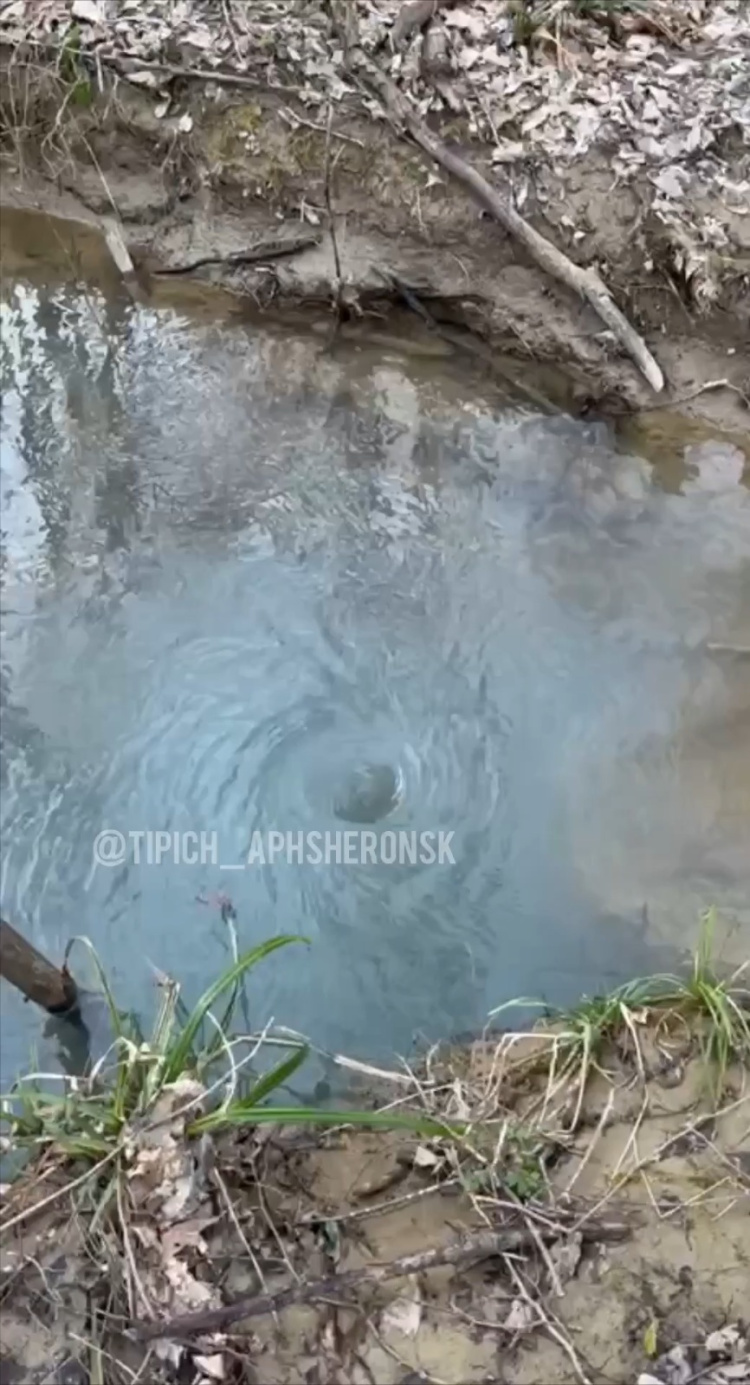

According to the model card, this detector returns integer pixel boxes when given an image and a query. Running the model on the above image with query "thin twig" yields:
[279,105,365,148]
[369,1318,447,1384]
[323,100,344,325]
[212,1166,276,1323]
[563,1088,615,1197]
[0,1150,117,1235]
[613,378,750,416]
[116,1174,154,1321]
[297,1177,458,1227]
[611,1091,650,1183]
[506,1259,592,1385]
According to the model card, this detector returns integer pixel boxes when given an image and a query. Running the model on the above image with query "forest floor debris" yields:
[1,925,748,1384]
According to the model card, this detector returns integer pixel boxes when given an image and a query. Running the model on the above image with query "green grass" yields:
[0,934,467,1369]
[531,911,749,1100]
[1,933,460,1176]
[1,912,745,1233]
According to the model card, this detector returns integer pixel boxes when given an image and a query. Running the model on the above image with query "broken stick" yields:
[332,2,664,394]
[133,1217,632,1340]
[152,232,321,277]
[0,917,78,1014]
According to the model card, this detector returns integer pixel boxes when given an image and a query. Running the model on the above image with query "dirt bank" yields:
[2,1026,748,1385]
[0,0,748,431]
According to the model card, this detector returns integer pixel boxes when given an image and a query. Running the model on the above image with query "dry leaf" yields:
[71,0,103,22]
[713,1366,750,1383]
[125,71,163,89]
[154,1339,184,1369]
[659,1345,692,1385]
[381,1290,421,1338]
[550,1232,583,1285]
[644,1320,659,1359]
[195,1354,226,1381]
[161,1215,213,1256]
[443,8,488,42]
[504,1299,536,1334]
[413,1144,440,1168]
[705,1326,742,1357]
[165,1257,217,1311]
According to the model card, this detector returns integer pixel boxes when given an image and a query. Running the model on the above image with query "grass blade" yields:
[164,935,306,1083]
[237,1045,310,1109]
[191,1104,464,1138]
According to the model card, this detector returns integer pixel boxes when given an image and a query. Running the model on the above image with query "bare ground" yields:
[1,1030,748,1385]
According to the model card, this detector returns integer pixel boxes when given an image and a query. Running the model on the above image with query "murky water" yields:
[1,222,749,1084]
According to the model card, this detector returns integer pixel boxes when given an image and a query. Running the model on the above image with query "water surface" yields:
[1,234,749,1083]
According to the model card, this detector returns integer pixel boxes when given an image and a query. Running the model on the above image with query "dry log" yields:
[0,917,78,1013]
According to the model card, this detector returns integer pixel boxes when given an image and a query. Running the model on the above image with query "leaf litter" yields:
[2,0,747,237]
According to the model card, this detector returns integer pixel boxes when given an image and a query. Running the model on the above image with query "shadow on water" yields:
[1,208,749,1083]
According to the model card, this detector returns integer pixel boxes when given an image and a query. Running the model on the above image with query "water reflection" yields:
[1,274,748,1084]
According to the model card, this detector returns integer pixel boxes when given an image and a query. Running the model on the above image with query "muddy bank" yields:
[0,1,748,429]
[2,1028,748,1385]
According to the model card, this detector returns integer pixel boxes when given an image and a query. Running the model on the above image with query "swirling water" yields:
[1,258,749,1084]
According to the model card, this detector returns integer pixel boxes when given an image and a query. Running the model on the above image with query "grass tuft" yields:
[540,910,749,1100]
[1,933,459,1182]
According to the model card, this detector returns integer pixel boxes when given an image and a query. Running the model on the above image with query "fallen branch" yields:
[101,216,148,303]
[132,1216,632,1340]
[612,377,750,415]
[152,232,320,277]
[332,2,664,394]
[0,917,78,1014]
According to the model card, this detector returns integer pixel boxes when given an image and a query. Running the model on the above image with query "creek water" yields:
[1,215,749,1087]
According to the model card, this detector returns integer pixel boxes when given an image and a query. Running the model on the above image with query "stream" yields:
[1,214,749,1086]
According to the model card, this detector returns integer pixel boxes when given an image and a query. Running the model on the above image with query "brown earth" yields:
[0,53,748,441]
[1,1033,748,1385]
